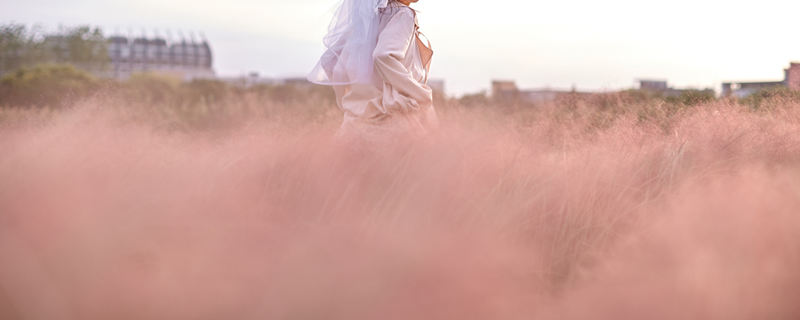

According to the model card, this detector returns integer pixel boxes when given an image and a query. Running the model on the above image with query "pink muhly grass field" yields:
[1,96,800,319]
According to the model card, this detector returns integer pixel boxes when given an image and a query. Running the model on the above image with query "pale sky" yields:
[3,0,800,95]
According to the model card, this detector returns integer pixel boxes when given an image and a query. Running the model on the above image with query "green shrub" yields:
[620,89,665,102]
[182,79,231,105]
[741,87,800,110]
[247,83,336,106]
[458,91,490,108]
[121,72,181,104]
[665,89,716,106]
[0,63,99,107]
[0,24,109,74]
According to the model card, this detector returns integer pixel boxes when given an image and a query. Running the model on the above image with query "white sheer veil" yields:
[307,0,391,86]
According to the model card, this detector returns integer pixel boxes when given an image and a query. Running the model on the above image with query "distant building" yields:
[786,63,800,90]
[637,79,712,97]
[721,81,784,98]
[491,80,520,102]
[105,35,215,81]
[722,62,800,98]
[428,79,446,98]
[519,90,563,104]
[491,80,582,104]
[639,79,669,92]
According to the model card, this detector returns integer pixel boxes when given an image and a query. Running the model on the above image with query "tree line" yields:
[0,24,109,75]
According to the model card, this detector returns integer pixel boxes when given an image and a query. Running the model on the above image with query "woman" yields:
[308,0,438,148]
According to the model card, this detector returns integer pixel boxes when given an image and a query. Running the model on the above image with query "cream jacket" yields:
[335,2,438,132]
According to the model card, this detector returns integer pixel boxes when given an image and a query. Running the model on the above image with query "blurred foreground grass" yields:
[1,64,800,319]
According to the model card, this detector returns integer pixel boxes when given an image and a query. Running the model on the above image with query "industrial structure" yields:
[491,79,715,105]
[722,63,800,98]
[637,79,714,97]
[105,34,215,81]
[491,80,582,104]
[30,32,216,81]
[638,79,669,92]
[428,79,446,97]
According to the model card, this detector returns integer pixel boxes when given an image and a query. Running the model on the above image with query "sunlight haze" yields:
[3,0,799,95]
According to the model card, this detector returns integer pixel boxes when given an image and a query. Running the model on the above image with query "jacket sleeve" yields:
[372,9,433,108]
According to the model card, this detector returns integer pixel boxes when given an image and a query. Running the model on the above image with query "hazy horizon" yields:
[3,0,800,95]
